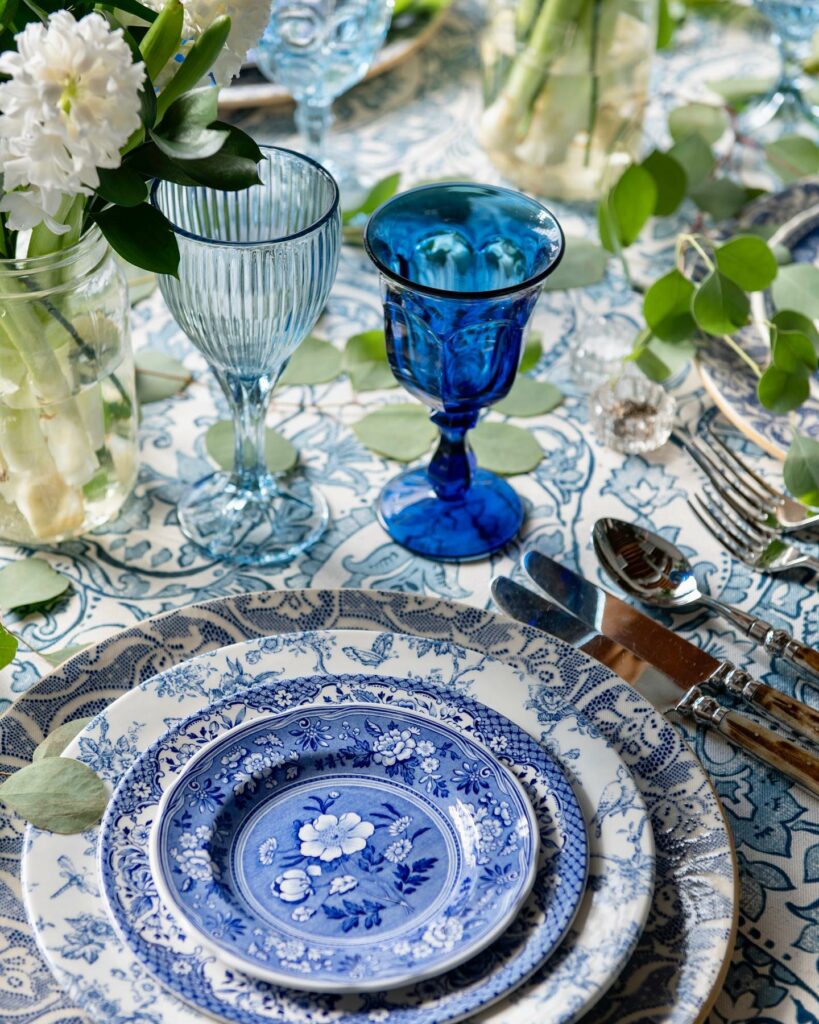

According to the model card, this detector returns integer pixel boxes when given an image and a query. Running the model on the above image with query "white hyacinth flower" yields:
[0,11,145,232]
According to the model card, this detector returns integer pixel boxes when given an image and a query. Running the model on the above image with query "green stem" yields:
[584,0,603,166]
[720,332,763,378]
[679,233,715,271]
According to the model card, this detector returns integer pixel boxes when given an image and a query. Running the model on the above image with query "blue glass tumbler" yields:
[364,183,564,561]
[152,147,340,567]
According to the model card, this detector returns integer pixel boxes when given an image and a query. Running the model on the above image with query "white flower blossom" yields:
[388,816,412,836]
[329,874,358,895]
[384,838,412,863]
[258,837,278,865]
[298,812,374,862]
[372,728,417,766]
[0,11,145,232]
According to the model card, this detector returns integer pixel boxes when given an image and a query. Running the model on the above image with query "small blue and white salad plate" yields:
[149,703,543,992]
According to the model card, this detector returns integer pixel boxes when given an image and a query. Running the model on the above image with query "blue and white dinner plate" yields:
[22,626,659,1024]
[149,702,547,992]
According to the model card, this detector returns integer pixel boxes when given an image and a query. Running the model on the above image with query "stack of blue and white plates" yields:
[14,590,737,1024]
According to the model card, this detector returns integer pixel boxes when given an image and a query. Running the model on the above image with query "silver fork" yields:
[672,425,819,535]
[689,488,819,578]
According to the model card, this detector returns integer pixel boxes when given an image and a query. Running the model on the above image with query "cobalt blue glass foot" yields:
[379,466,524,561]
[178,471,329,566]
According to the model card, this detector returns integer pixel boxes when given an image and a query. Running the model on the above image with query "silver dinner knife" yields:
[522,549,819,747]
[491,576,819,797]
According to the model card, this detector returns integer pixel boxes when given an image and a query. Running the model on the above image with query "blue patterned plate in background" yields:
[149,701,551,992]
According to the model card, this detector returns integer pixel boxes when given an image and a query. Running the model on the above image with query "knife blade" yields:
[491,576,819,797]
[523,550,819,746]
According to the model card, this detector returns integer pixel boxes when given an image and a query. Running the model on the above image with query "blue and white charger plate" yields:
[11,590,735,1024]
[149,701,547,992]
[697,179,819,458]
[23,626,655,1024]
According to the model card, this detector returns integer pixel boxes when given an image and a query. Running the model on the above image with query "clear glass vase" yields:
[479,0,656,202]
[0,227,138,544]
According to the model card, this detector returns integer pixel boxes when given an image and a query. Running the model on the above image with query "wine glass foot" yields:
[178,472,330,566]
[378,466,524,562]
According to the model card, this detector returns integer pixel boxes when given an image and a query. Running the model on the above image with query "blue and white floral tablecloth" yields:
[1,5,818,1022]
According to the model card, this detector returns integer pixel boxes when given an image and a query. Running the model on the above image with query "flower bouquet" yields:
[0,0,268,543]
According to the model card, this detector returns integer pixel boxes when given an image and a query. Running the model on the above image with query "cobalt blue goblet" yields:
[152,146,340,566]
[364,182,564,561]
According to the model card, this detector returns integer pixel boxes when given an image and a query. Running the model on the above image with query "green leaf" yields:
[692,270,750,335]
[107,0,158,22]
[139,0,183,80]
[641,150,687,216]
[172,124,262,191]
[784,433,819,506]
[518,332,542,373]
[631,332,695,382]
[0,559,69,614]
[94,203,179,277]
[135,349,192,403]
[657,0,675,48]
[669,134,716,191]
[690,178,756,220]
[643,269,697,342]
[494,377,563,417]
[470,422,543,475]
[343,330,397,392]
[0,757,107,834]
[351,404,436,461]
[32,717,94,761]
[38,644,89,669]
[541,237,608,291]
[668,102,729,145]
[772,329,818,375]
[707,75,774,109]
[771,263,819,319]
[598,164,657,252]
[279,335,343,386]
[341,173,401,225]
[126,141,202,186]
[0,624,17,671]
[772,310,819,349]
[155,15,230,119]
[765,135,819,183]
[757,365,809,413]
[96,165,148,207]
[151,124,228,161]
[715,235,778,291]
[204,421,298,473]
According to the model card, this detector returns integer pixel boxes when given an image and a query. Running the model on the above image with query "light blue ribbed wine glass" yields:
[151,146,340,567]
[746,0,819,128]
[255,0,394,183]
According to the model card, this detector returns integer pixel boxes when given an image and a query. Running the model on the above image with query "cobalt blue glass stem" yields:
[151,146,340,566]
[365,182,564,561]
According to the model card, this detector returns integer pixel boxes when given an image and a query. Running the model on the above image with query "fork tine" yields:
[696,432,776,514]
[692,458,777,534]
[703,424,783,504]
[699,488,769,549]
[674,431,765,521]
[688,496,758,565]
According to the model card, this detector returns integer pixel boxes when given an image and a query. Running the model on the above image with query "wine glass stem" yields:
[428,411,479,501]
[224,372,274,489]
[295,100,333,165]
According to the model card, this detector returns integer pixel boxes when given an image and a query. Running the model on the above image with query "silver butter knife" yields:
[523,549,819,746]
[491,576,819,797]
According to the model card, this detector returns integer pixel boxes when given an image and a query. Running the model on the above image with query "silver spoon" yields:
[592,516,819,687]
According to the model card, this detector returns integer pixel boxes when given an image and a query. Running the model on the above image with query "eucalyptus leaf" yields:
[598,164,657,252]
[690,179,758,220]
[541,237,608,291]
[631,334,695,382]
[0,623,17,671]
[772,329,817,375]
[669,133,715,192]
[0,757,107,834]
[135,349,192,404]
[279,335,343,386]
[470,422,543,475]
[494,377,563,417]
[707,75,775,109]
[757,365,809,413]
[668,102,729,145]
[343,330,397,392]
[771,263,819,319]
[341,172,401,225]
[204,421,298,473]
[643,269,697,342]
[641,150,687,216]
[715,235,778,291]
[518,332,542,373]
[32,717,94,761]
[765,135,819,183]
[692,270,750,335]
[784,433,819,506]
[0,559,69,614]
[772,310,819,349]
[351,404,436,461]
[38,644,89,668]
